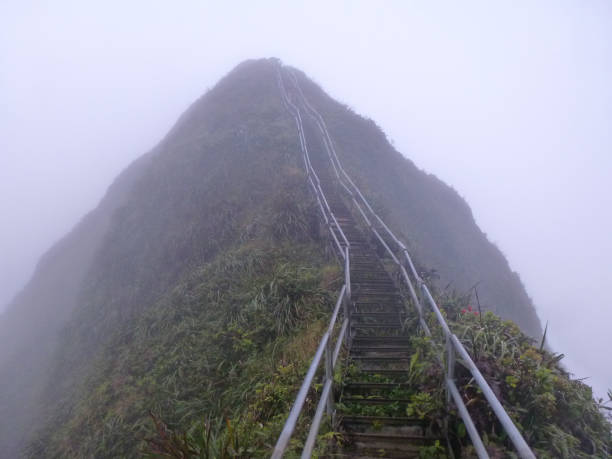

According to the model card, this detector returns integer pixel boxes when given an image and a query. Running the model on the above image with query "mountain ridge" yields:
[0,58,559,457]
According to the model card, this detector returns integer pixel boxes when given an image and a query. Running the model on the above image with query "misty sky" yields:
[1,1,610,397]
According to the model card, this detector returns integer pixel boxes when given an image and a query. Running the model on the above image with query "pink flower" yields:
[461,308,467,314]
[473,311,479,316]
[467,305,473,312]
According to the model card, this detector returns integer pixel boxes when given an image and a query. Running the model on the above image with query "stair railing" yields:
[286,68,536,459]
[271,66,352,459]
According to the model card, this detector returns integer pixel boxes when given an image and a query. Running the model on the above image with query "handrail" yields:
[276,68,350,255]
[286,67,536,459]
[271,67,352,459]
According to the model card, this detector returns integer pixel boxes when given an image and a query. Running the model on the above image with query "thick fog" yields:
[1,1,610,397]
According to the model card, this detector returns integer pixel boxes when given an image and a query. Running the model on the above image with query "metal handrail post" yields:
[450,335,536,459]
[271,333,329,458]
[446,336,455,406]
[325,338,334,416]
[334,318,348,365]
[342,289,351,345]
[301,379,333,458]
[447,380,490,459]
[345,246,351,300]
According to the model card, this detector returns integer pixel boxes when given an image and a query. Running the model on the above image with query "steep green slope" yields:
[31,224,339,457]
[0,151,153,457]
[401,293,612,457]
[21,59,340,457]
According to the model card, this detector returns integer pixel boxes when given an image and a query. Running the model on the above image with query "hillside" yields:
[0,58,607,458]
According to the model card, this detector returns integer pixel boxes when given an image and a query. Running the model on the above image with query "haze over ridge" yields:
[1,0,610,400]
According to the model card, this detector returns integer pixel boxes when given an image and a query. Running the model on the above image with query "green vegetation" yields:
[433,292,612,457]
[30,241,339,457]
[145,290,612,458]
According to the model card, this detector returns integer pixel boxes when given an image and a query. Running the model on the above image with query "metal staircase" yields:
[313,156,439,457]
[272,63,536,459]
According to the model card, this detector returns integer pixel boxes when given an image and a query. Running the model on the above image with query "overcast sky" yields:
[1,1,610,397]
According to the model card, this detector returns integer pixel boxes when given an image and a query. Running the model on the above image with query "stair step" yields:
[352,280,394,285]
[352,275,394,280]
[352,336,411,344]
[342,432,440,451]
[342,398,411,405]
[341,415,420,425]
[351,312,404,318]
[350,345,410,352]
[353,311,404,317]
[351,362,411,371]
[351,321,404,327]
[352,345,410,351]
[344,383,411,391]
[353,305,404,313]
[343,424,429,437]
[353,302,403,307]
[351,355,411,362]
[354,298,401,303]
[354,284,398,288]
[351,273,388,277]
[331,453,419,459]
[350,350,411,360]
[356,368,408,375]
[353,331,409,338]
[353,284,397,290]
[355,292,401,297]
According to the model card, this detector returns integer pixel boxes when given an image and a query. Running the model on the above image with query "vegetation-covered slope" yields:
[20,59,338,457]
[403,292,612,457]
[0,151,153,457]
